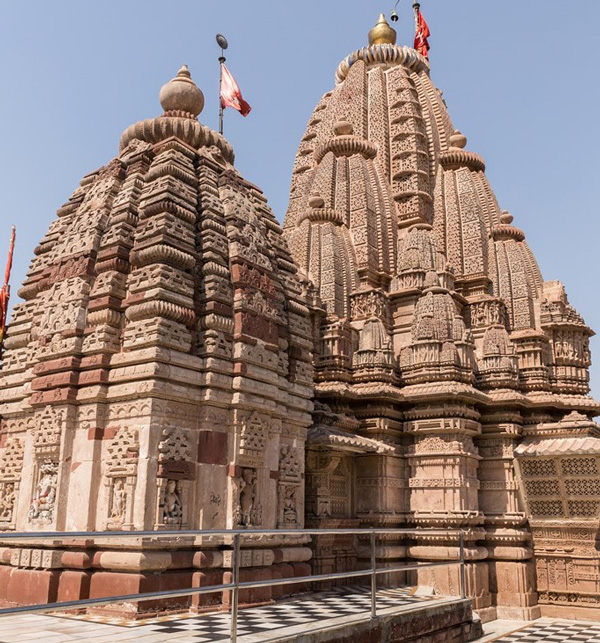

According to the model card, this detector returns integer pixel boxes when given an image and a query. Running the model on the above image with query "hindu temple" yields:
[0,10,598,631]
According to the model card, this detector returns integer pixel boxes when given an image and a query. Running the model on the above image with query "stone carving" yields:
[110,478,127,520]
[0,437,24,525]
[105,428,139,530]
[240,290,279,318]
[158,426,191,462]
[282,486,298,524]
[278,445,302,527]
[239,412,268,462]
[0,436,24,529]
[237,467,259,527]
[33,406,65,455]
[279,445,302,483]
[469,299,506,328]
[155,424,190,531]
[354,318,393,363]
[28,461,58,523]
[107,428,139,474]
[0,483,16,523]
[36,278,89,339]
[350,290,388,321]
[159,479,183,525]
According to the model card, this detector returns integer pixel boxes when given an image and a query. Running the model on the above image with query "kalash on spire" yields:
[368,13,397,45]
[368,8,430,58]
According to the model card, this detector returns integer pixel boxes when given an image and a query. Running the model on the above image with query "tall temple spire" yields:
[284,13,600,624]
[368,13,397,46]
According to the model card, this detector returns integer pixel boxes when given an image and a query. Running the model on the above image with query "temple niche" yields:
[0,11,597,627]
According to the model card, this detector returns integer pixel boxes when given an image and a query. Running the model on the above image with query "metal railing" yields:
[0,528,466,642]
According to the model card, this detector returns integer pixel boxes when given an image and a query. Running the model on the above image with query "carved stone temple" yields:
[0,14,599,624]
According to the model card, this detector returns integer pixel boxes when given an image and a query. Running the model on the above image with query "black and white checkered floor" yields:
[139,586,431,641]
[489,621,600,642]
[1,593,599,642]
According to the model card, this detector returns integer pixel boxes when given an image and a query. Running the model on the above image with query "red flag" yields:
[220,63,251,117]
[0,227,15,344]
[414,8,431,59]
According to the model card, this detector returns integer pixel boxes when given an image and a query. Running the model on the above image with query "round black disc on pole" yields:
[216,34,228,50]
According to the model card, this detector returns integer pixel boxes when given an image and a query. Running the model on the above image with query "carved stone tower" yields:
[284,16,600,622]
[0,65,313,613]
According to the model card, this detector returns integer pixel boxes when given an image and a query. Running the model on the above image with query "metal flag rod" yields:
[216,33,228,136]
[3,226,15,290]
[0,226,16,348]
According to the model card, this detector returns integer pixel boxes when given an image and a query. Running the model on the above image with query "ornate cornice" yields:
[492,224,525,242]
[335,44,429,85]
[119,116,234,164]
[314,135,377,163]
[439,149,486,173]
[297,207,345,226]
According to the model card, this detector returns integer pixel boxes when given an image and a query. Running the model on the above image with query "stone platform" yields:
[0,586,482,642]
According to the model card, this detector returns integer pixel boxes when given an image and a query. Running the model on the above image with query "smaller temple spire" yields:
[159,64,205,118]
[368,13,397,46]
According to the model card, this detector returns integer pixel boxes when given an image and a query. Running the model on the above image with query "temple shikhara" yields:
[0,10,598,630]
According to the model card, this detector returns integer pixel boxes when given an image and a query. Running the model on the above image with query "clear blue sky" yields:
[0,0,598,399]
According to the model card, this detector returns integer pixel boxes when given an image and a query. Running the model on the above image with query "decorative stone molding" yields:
[335,44,429,84]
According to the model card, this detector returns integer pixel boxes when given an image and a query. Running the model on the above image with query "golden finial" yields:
[368,13,397,46]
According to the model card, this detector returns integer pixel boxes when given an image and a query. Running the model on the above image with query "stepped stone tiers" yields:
[283,16,600,622]
[0,66,314,615]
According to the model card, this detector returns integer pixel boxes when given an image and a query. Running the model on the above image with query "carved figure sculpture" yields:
[110,478,126,521]
[0,483,15,522]
[239,468,256,527]
[161,479,183,525]
[283,486,298,524]
[29,462,57,522]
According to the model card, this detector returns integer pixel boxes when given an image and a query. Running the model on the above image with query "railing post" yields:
[370,530,377,619]
[459,530,466,599]
[231,532,241,643]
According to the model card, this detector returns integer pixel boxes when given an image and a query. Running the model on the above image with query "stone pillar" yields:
[406,413,494,621]
[477,413,539,619]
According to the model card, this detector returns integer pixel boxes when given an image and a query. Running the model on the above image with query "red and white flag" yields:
[220,63,251,117]
[414,8,431,59]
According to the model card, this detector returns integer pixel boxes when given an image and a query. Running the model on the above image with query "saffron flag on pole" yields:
[414,7,431,59]
[0,226,16,345]
[220,63,251,117]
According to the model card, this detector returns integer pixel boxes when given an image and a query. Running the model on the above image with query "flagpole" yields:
[216,33,229,136]
[413,1,420,35]
[0,226,16,348]
[3,227,15,290]
[218,54,225,135]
